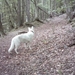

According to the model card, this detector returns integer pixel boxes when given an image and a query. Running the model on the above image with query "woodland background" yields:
[0,0,75,35]
[0,0,75,75]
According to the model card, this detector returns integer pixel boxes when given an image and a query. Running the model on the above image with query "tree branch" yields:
[30,0,49,15]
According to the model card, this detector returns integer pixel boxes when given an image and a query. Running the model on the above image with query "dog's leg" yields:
[15,44,19,54]
[27,43,31,50]
[24,43,28,49]
[15,47,19,54]
[28,45,31,50]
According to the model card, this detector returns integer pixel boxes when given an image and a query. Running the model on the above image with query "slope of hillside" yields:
[0,14,75,75]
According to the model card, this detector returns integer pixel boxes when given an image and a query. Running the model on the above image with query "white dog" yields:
[8,26,34,54]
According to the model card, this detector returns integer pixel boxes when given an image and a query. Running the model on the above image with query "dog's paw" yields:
[16,52,19,54]
[8,50,12,54]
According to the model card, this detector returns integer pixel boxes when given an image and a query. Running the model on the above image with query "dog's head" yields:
[28,26,34,33]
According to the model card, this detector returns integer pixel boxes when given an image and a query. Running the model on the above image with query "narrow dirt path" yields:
[0,14,75,75]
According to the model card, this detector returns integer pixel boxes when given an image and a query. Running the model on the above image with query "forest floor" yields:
[0,14,75,75]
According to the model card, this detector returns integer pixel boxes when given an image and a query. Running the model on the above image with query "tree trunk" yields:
[63,0,72,22]
[25,0,31,22]
[17,0,21,27]
[0,14,5,36]
[34,0,39,18]
[21,0,25,26]
[49,0,54,17]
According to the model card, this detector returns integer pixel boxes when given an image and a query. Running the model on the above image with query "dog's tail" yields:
[8,40,14,53]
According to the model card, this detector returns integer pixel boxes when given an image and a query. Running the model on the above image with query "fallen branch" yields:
[18,31,27,34]
[34,18,44,23]
[68,43,75,47]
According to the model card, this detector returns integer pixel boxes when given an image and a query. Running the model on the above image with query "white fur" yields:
[8,26,34,54]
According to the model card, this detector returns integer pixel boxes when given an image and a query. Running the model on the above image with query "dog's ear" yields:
[31,26,34,30]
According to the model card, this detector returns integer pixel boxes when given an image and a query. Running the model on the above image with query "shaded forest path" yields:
[0,14,75,75]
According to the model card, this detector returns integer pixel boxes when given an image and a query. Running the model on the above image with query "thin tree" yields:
[0,14,5,36]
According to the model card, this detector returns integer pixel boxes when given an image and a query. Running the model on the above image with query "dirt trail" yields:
[0,14,75,75]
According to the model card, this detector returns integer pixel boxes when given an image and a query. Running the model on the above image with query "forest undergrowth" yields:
[0,14,75,75]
